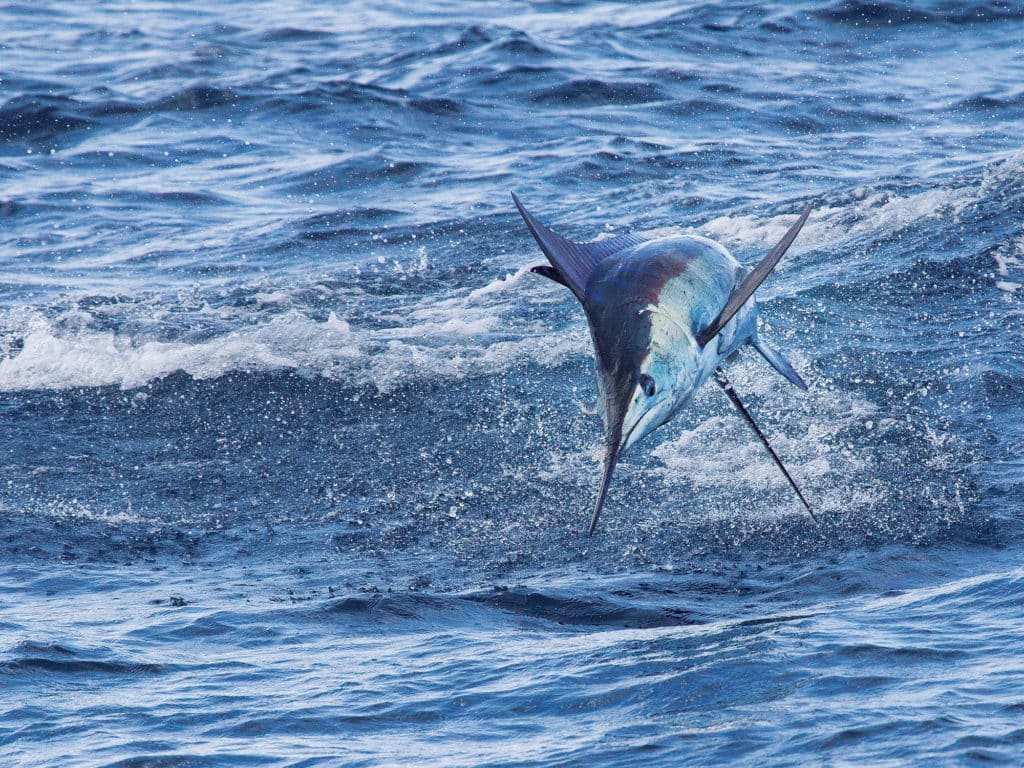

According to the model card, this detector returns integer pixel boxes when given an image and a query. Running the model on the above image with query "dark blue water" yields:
[2,1,1023,765]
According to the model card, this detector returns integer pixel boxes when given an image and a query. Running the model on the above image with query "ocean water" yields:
[1,1,1023,765]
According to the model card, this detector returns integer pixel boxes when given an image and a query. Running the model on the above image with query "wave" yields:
[0,95,92,144]
[530,79,668,107]
[699,151,1024,260]
[0,641,166,679]
[464,586,698,628]
[811,0,1024,26]
[0,266,584,392]
[2,152,1020,394]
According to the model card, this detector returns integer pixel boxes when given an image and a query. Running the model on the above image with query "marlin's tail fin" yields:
[511,192,648,302]
[751,338,807,391]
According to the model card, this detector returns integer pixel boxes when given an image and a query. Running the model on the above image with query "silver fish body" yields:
[512,193,813,533]
[583,234,757,458]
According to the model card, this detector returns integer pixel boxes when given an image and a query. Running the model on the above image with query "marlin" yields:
[512,193,815,535]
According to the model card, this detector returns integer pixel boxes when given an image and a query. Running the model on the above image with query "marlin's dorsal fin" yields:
[512,192,648,302]
[696,204,812,347]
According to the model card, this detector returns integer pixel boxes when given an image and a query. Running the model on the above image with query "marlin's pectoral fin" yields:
[512,192,648,302]
[713,368,818,524]
[530,265,570,288]
[696,204,812,347]
[752,339,807,391]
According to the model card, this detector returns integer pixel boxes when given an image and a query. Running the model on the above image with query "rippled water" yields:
[2,1,1023,765]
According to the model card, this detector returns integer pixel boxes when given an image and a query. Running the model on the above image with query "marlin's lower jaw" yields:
[618,404,662,455]
[619,382,696,455]
[587,384,698,535]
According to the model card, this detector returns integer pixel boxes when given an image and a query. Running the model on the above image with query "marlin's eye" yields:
[639,373,656,397]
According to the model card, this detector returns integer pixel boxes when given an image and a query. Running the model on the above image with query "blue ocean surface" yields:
[2,1,1023,765]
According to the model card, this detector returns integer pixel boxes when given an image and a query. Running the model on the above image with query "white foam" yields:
[696,151,1024,257]
[12,497,152,526]
[993,227,1024,295]
[646,358,884,519]
[0,269,586,393]
[698,187,967,256]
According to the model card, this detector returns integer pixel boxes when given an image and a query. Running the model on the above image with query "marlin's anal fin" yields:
[751,339,807,391]
[713,368,818,524]
[530,265,570,288]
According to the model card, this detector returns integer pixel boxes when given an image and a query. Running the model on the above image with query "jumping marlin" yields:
[512,193,815,535]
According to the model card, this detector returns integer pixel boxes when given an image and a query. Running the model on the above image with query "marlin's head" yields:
[583,245,708,533]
